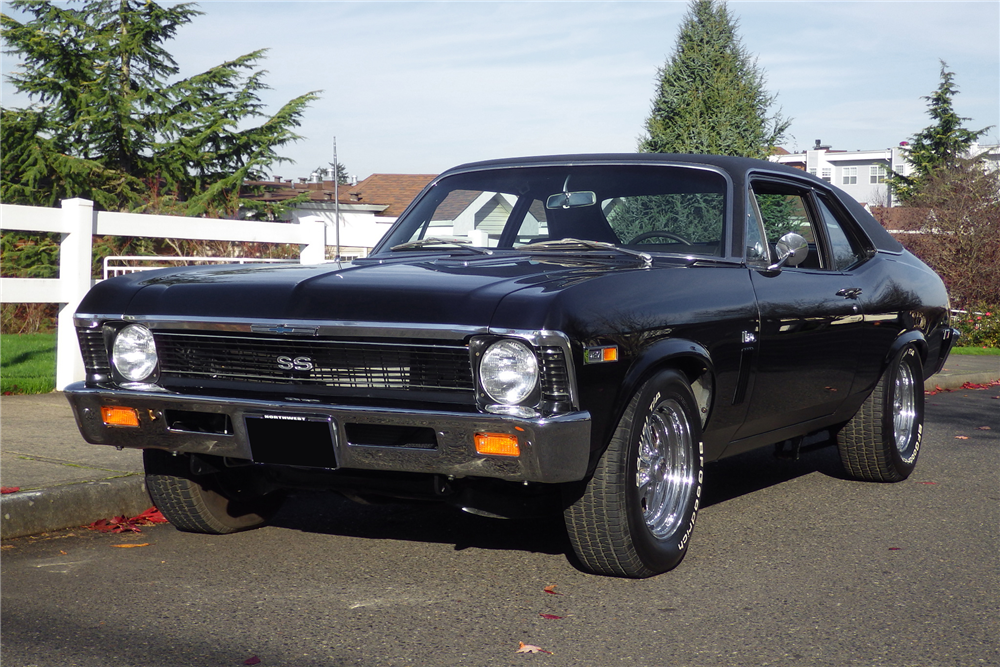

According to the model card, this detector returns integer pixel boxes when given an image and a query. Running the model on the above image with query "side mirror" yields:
[767,232,808,271]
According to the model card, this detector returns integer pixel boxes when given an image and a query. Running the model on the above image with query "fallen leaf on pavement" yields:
[516,642,552,654]
[87,507,168,533]
[955,435,969,440]
[888,547,901,551]
[539,613,563,620]
[134,507,168,523]
[543,584,562,595]
[978,426,992,430]
[244,657,261,666]
[1,486,20,494]
[111,543,149,548]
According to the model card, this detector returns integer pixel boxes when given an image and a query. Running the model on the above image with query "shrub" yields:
[952,305,1000,348]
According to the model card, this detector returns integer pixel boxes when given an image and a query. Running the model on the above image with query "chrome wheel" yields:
[893,360,917,454]
[636,398,696,539]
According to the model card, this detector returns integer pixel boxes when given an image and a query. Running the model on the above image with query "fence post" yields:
[298,219,328,265]
[55,198,94,390]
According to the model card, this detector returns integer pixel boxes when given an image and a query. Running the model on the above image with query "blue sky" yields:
[2,1,998,180]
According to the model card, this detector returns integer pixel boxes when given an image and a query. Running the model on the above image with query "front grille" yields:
[153,332,474,393]
[77,329,110,374]
[538,346,571,402]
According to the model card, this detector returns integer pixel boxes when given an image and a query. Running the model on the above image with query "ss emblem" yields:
[277,355,314,371]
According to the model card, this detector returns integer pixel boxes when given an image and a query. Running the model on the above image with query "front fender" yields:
[619,338,714,429]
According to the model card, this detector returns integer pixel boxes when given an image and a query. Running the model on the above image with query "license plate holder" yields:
[244,413,338,468]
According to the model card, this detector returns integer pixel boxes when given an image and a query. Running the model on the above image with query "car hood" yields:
[80,253,668,328]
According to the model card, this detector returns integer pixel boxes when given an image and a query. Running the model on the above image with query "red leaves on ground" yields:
[244,657,261,666]
[926,379,1000,396]
[542,584,562,595]
[516,642,553,654]
[888,547,902,551]
[86,506,168,533]
[539,613,563,620]
[1,486,20,494]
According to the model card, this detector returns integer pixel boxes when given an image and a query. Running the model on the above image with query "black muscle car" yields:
[66,154,956,577]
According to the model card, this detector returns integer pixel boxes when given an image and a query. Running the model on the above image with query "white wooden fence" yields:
[1,198,329,390]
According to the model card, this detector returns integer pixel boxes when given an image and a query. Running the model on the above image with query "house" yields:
[771,141,1000,207]
[242,173,436,258]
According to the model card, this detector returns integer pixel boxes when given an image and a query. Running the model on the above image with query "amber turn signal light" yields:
[474,432,520,457]
[101,406,140,427]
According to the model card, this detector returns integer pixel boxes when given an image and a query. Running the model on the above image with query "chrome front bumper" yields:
[64,383,592,484]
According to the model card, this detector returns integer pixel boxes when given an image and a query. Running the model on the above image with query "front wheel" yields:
[837,345,924,482]
[144,450,286,534]
[564,370,704,578]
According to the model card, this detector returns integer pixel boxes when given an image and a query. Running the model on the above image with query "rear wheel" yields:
[144,450,286,534]
[564,370,704,578]
[837,345,924,482]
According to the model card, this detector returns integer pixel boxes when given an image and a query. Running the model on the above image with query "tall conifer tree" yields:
[1,0,319,217]
[639,0,788,159]
[889,63,991,203]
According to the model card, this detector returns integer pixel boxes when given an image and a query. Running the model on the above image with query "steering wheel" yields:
[628,231,692,245]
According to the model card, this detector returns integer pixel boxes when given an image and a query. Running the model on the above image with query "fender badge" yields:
[585,345,619,364]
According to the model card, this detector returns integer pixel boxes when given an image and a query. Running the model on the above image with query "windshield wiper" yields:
[391,237,493,254]
[519,238,652,267]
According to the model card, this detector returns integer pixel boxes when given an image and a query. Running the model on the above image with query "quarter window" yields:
[870,165,887,183]
[815,195,866,270]
[842,167,858,185]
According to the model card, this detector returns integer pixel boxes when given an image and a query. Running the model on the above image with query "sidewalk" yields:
[3,354,999,540]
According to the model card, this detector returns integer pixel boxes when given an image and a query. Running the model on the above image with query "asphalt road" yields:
[2,388,997,667]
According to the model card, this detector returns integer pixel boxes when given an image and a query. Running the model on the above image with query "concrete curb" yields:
[1,475,151,540]
[928,372,999,391]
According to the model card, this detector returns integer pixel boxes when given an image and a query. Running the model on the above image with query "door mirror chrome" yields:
[768,232,808,270]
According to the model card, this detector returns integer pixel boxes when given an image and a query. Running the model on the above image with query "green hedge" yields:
[953,305,1000,349]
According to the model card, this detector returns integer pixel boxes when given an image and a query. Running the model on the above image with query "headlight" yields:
[480,339,538,405]
[112,324,158,382]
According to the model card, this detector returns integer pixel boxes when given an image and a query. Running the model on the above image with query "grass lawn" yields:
[952,346,1000,356]
[1,333,56,394]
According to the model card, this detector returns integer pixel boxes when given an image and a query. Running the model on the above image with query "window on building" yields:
[842,167,858,185]
[821,168,832,182]
[870,165,887,183]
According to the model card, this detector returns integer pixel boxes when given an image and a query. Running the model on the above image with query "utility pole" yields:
[333,137,341,262]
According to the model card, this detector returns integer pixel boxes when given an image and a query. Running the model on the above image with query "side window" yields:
[815,195,866,270]
[749,180,824,269]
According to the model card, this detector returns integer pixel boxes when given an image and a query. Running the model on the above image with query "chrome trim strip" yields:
[75,314,488,341]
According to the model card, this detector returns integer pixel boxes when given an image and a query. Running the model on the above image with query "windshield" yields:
[376,164,729,257]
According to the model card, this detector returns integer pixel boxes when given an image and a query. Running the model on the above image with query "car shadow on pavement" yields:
[702,438,848,507]
[267,439,849,558]
[269,490,572,555]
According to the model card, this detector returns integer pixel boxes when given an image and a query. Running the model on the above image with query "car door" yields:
[735,176,871,439]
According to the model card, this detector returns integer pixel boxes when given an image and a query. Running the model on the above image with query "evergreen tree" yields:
[639,0,789,159]
[889,63,991,203]
[0,0,319,217]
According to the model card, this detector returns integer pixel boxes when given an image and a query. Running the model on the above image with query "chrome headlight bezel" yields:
[477,338,539,406]
[110,323,159,384]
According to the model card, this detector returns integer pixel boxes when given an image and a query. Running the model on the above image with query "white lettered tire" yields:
[837,345,924,482]
[564,369,704,578]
